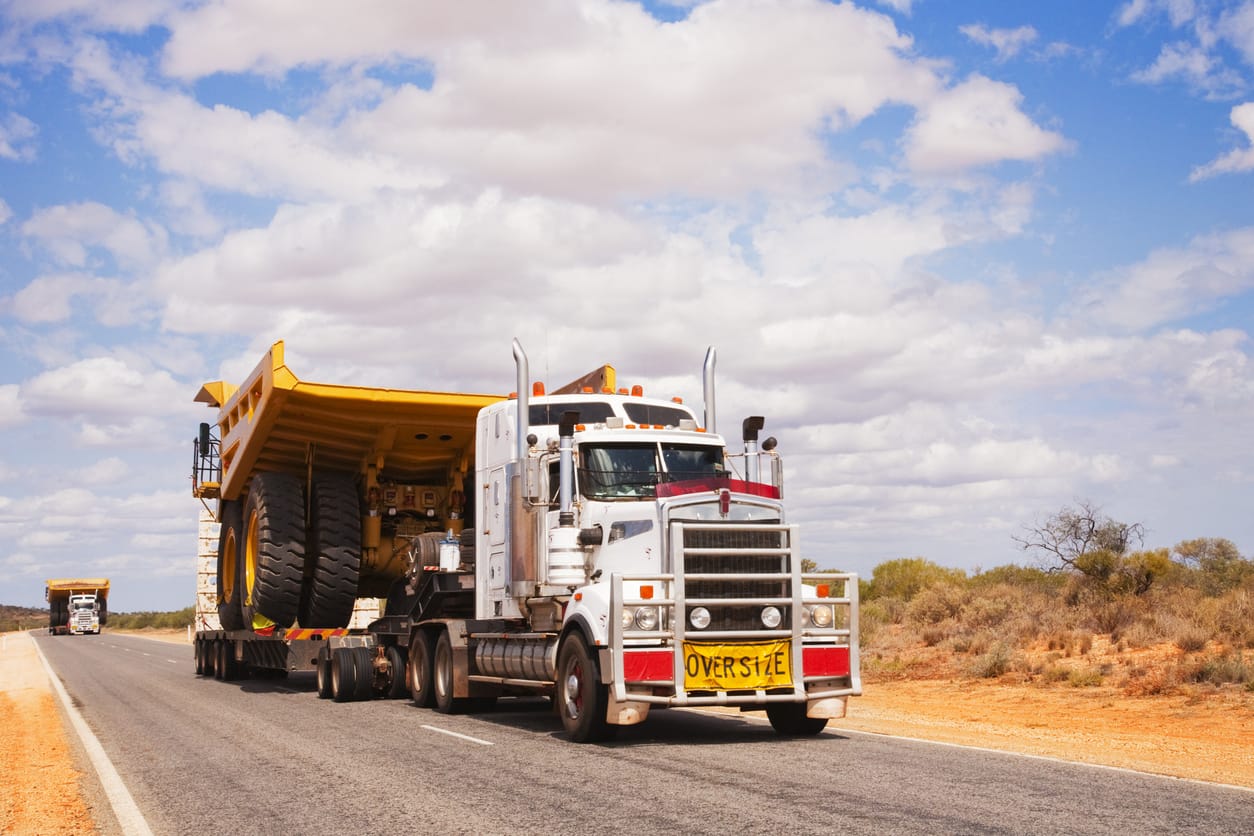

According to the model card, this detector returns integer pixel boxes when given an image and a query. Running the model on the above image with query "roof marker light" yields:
[533,382,545,396]
[631,385,644,397]
[672,396,683,404]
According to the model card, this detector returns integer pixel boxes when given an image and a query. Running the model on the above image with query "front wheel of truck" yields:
[556,633,617,743]
[766,702,828,736]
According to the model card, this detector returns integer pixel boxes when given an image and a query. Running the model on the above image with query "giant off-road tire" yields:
[217,499,246,630]
[242,472,305,628]
[300,472,361,628]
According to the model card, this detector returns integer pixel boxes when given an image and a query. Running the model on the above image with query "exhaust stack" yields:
[703,346,716,434]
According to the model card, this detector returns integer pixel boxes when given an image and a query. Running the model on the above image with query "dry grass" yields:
[860,569,1254,701]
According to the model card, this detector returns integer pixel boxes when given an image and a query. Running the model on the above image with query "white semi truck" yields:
[192,340,859,741]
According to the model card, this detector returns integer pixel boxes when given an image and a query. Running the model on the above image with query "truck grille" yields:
[679,524,789,632]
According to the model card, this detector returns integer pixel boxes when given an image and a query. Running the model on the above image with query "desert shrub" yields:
[1215,582,1254,647]
[1067,667,1104,687]
[906,582,967,625]
[964,642,1017,679]
[1182,653,1251,687]
[971,564,1066,593]
[865,557,967,602]
[108,606,195,630]
[962,584,1018,628]
[1172,538,1254,596]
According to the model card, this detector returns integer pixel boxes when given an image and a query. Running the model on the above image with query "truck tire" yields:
[331,647,360,702]
[217,500,246,631]
[194,640,204,676]
[408,630,435,708]
[201,640,216,678]
[300,473,361,628]
[433,630,465,714]
[385,645,408,700]
[316,646,333,699]
[242,472,305,628]
[352,647,375,701]
[556,632,617,743]
[765,703,827,736]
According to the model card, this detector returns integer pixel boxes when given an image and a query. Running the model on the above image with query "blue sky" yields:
[2,0,1253,612]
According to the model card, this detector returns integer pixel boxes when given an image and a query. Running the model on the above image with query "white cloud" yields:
[0,197,11,225]
[960,23,1038,62]
[0,385,25,428]
[8,273,147,326]
[0,110,37,160]
[903,75,1069,173]
[3,0,169,31]
[19,355,189,420]
[1190,102,1254,180]
[1074,226,1254,330]
[75,456,129,485]
[21,202,166,269]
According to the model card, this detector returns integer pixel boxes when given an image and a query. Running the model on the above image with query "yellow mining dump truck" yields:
[192,340,503,632]
[46,578,110,635]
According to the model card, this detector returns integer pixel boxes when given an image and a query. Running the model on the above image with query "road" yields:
[35,632,1253,835]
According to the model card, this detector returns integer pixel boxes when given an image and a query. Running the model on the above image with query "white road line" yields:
[421,724,494,746]
[30,635,155,836]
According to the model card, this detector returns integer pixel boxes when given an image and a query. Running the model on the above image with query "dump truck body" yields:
[46,578,109,635]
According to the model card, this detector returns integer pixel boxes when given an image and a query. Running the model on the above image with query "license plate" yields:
[682,640,792,691]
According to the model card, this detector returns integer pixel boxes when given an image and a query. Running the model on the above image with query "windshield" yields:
[578,443,724,500]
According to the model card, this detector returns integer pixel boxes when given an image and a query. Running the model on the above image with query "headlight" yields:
[760,606,782,629]
[634,606,659,631]
[808,604,834,628]
[689,606,711,630]
[622,609,635,630]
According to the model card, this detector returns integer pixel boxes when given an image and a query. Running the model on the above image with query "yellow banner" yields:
[683,640,792,691]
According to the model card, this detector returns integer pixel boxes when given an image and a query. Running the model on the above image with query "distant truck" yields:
[191,340,859,741]
[46,579,110,635]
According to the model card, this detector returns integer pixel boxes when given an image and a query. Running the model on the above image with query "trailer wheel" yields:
[352,647,375,701]
[385,645,408,700]
[243,472,305,628]
[316,646,333,699]
[433,630,465,714]
[300,473,362,628]
[217,500,245,631]
[408,630,435,708]
[202,640,216,678]
[331,647,360,702]
[194,640,204,676]
[556,633,617,743]
[213,641,227,681]
[765,703,828,737]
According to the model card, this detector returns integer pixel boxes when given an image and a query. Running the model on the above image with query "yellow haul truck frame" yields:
[46,578,110,635]
[192,340,502,635]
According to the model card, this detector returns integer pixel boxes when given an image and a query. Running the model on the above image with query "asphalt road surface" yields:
[35,632,1253,835]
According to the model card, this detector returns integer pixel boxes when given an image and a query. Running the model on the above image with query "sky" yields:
[1,0,1252,613]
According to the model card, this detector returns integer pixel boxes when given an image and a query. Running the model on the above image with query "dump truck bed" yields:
[46,578,111,603]
[194,341,505,502]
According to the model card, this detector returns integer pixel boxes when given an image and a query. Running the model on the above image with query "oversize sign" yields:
[682,640,792,691]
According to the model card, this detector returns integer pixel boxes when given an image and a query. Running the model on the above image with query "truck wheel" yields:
[352,647,375,701]
[217,499,245,630]
[300,473,361,628]
[556,633,617,743]
[202,640,216,678]
[433,630,465,714]
[243,472,305,628]
[213,641,227,681]
[331,647,360,702]
[194,640,204,676]
[765,703,828,736]
[385,645,408,700]
[316,646,333,699]
[408,630,435,708]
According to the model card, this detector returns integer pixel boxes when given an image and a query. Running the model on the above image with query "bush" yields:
[964,642,1017,679]
[906,583,966,625]
[866,557,967,602]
